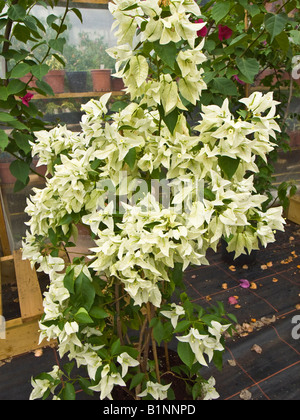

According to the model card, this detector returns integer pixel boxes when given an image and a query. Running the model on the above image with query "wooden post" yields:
[0,188,11,256]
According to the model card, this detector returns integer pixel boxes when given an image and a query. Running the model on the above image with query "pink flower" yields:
[228,296,238,305]
[20,92,34,107]
[239,279,250,289]
[233,75,246,85]
[196,18,208,37]
[218,25,233,41]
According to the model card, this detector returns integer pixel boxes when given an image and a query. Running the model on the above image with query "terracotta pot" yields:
[0,163,16,184]
[256,69,300,86]
[111,77,125,92]
[91,69,111,92]
[288,131,300,148]
[43,70,65,94]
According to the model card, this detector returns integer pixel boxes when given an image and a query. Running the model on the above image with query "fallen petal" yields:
[251,344,263,354]
[240,389,252,400]
[239,279,250,289]
[228,296,238,305]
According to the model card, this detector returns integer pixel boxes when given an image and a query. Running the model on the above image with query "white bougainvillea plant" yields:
[24,0,285,401]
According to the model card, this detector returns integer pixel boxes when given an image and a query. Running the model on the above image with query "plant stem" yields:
[164,341,170,372]
[115,280,124,345]
[147,303,161,384]
[2,0,19,82]
[136,315,148,399]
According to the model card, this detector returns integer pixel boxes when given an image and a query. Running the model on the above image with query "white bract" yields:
[24,0,285,401]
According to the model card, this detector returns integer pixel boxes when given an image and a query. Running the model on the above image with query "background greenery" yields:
[194,0,300,209]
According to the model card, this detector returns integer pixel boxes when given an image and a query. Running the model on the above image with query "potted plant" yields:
[24,0,286,401]
[44,55,66,94]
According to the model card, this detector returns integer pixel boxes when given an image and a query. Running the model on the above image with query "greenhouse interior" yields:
[0,0,299,403]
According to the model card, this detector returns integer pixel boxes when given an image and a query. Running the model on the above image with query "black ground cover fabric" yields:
[0,222,299,400]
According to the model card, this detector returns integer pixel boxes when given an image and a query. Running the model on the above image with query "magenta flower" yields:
[196,18,208,37]
[218,25,233,41]
[20,92,34,107]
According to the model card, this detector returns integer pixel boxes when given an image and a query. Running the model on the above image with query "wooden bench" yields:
[0,250,53,360]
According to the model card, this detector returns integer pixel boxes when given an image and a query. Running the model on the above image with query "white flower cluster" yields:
[177,321,231,367]
[24,0,286,401]
[107,0,207,112]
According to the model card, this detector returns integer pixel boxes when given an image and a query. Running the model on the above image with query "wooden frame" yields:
[0,250,55,360]
[33,90,124,101]
[0,188,56,360]
[288,195,300,225]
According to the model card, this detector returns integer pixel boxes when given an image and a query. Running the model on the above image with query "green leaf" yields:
[177,341,195,369]
[89,306,109,319]
[275,31,289,53]
[290,29,300,45]
[212,78,238,96]
[129,373,145,391]
[171,262,184,288]
[59,213,73,225]
[71,8,83,23]
[62,383,76,400]
[13,23,32,43]
[111,338,121,356]
[218,156,240,179]
[174,320,191,333]
[63,268,75,294]
[0,112,15,122]
[212,350,223,371]
[211,2,231,24]
[192,382,202,400]
[153,320,165,346]
[124,147,136,169]
[0,87,8,101]
[48,38,66,53]
[264,13,288,42]
[153,41,177,70]
[110,101,128,112]
[162,107,179,135]
[73,272,95,311]
[63,361,75,377]
[7,4,26,21]
[36,79,54,97]
[236,57,260,83]
[74,307,94,324]
[9,160,30,184]
[31,64,50,80]
[7,79,26,95]
[11,63,31,79]
[13,132,32,155]
[0,130,9,151]
[13,179,29,192]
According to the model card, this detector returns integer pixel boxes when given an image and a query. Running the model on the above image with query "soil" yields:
[111,347,194,401]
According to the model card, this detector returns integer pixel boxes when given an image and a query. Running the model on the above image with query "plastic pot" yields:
[66,71,88,93]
